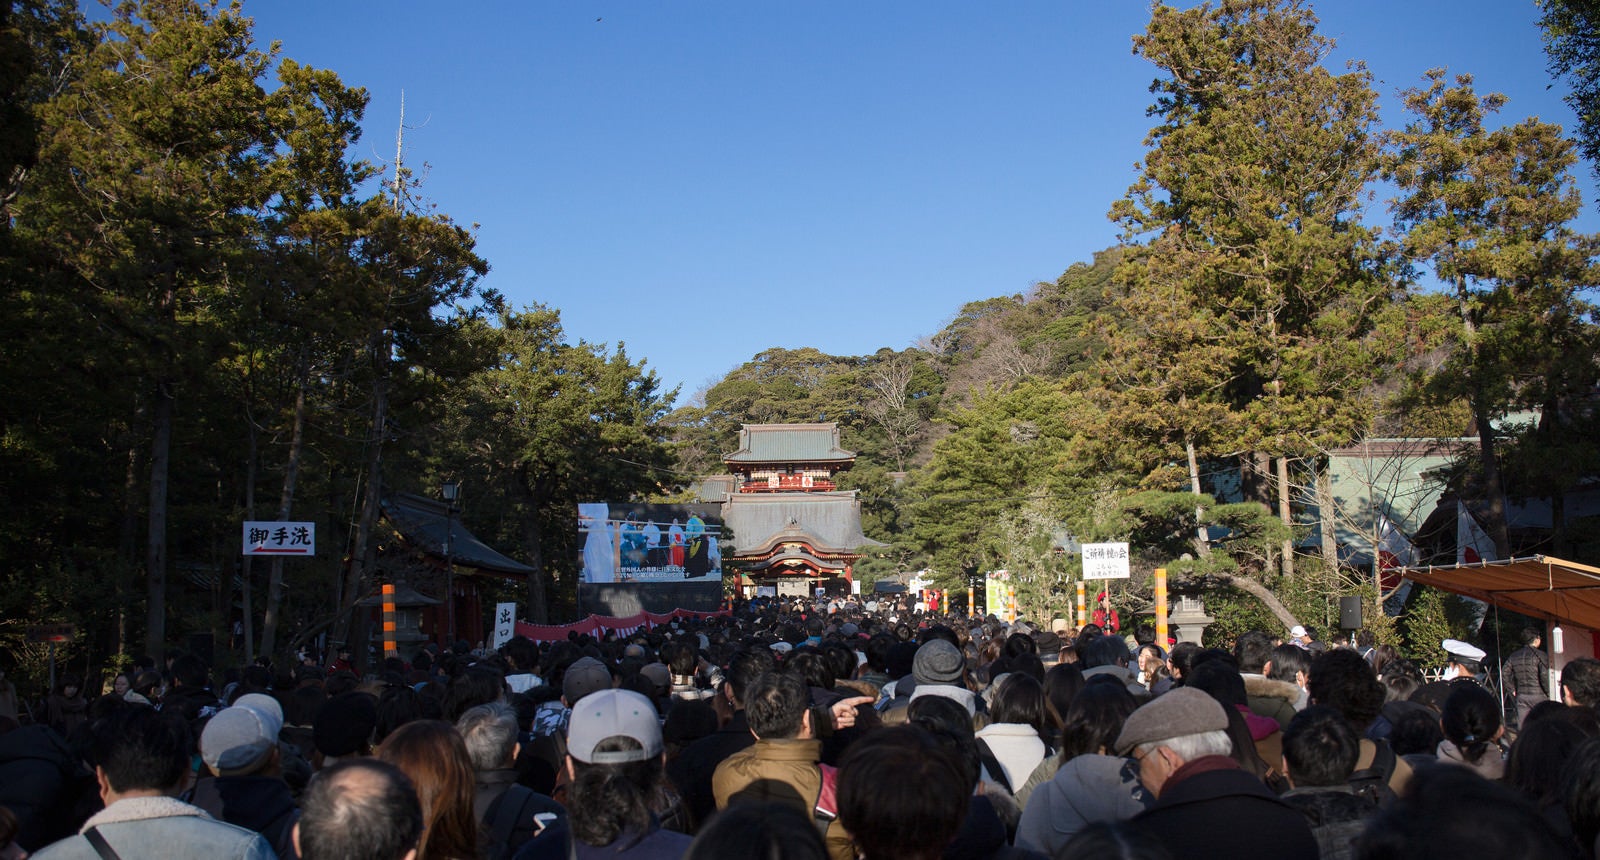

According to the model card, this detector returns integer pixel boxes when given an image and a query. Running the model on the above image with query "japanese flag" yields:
[1457,502,1495,565]
[1376,513,1417,591]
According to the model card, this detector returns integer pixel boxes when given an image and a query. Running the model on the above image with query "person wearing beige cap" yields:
[1114,687,1316,860]
[564,688,691,859]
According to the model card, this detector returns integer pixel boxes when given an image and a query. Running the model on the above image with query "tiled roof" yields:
[723,423,855,464]
[382,494,535,575]
[722,491,884,555]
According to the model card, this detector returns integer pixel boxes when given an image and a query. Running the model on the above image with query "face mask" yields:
[1442,665,1460,681]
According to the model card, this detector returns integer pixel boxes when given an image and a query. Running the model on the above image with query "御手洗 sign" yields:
[243,521,316,556]
[26,624,75,643]
[1081,542,1131,580]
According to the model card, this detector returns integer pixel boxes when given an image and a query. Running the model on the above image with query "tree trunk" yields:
[334,334,390,670]
[1241,452,1273,508]
[262,375,309,657]
[241,422,257,662]
[118,442,142,661]
[1472,406,1512,559]
[1187,437,1210,558]
[515,463,550,624]
[1277,456,1294,577]
[1315,459,1339,573]
[1220,573,1299,632]
[144,380,174,660]
[1454,270,1511,560]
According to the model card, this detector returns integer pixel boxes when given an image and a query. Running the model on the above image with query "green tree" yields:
[906,379,1078,583]
[1384,69,1600,558]
[1109,0,1391,579]
[1540,0,1600,195]
[23,0,289,657]
[447,306,675,623]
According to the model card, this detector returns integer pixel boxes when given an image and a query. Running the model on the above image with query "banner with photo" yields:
[578,502,725,584]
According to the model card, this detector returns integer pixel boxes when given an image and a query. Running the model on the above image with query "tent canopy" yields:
[1400,556,1600,631]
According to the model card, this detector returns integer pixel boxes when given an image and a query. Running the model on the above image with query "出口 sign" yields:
[243,521,316,556]
[1081,542,1131,580]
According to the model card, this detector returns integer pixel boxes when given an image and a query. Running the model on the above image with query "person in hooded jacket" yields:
[1015,680,1151,857]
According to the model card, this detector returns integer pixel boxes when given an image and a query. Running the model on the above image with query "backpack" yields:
[484,784,539,860]
[1347,739,1398,805]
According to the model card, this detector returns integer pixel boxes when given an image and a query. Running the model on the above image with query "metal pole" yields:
[445,506,455,644]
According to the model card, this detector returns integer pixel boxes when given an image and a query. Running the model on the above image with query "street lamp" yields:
[441,479,461,644]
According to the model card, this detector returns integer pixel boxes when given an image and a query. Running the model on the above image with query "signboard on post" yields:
[492,602,517,649]
[1081,542,1131,580]
[243,521,316,556]
[26,624,75,643]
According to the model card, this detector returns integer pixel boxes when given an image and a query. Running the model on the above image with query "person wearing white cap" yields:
[564,689,691,859]
[1413,639,1491,714]
[1441,639,1487,683]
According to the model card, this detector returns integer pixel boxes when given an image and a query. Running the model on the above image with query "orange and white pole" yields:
[1154,567,1169,646]
[1076,580,1087,627]
[382,582,398,658]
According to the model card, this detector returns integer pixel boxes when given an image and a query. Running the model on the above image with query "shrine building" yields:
[718,423,882,597]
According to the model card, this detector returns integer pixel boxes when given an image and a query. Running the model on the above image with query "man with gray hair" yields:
[293,759,420,860]
[455,701,568,860]
[1116,687,1315,860]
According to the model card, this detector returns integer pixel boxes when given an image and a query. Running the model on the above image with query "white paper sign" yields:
[492,602,517,649]
[243,521,315,556]
[1081,542,1131,579]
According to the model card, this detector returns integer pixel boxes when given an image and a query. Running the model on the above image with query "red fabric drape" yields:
[514,608,730,642]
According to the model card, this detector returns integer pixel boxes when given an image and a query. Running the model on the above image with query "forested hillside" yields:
[1,0,1596,683]
[664,3,1600,645]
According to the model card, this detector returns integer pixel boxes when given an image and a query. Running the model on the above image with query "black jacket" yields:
[0,724,94,851]
[667,710,755,830]
[475,767,568,860]
[1133,756,1318,860]
[189,774,300,859]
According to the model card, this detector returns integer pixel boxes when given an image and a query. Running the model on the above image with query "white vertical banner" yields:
[492,602,517,649]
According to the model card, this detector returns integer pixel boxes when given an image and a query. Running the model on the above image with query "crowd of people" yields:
[3,596,1600,860]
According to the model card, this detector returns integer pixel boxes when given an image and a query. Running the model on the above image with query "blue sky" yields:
[222,1,1595,403]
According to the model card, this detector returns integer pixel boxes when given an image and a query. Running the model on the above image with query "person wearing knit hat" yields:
[1116,687,1316,859]
[563,656,614,705]
[191,706,301,857]
[313,691,379,763]
[909,639,977,716]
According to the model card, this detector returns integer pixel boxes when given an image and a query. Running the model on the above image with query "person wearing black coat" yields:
[1114,687,1317,860]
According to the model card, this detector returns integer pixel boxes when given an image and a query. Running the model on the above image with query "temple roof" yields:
[722,491,885,556]
[755,544,850,575]
[382,493,535,576]
[723,423,855,465]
